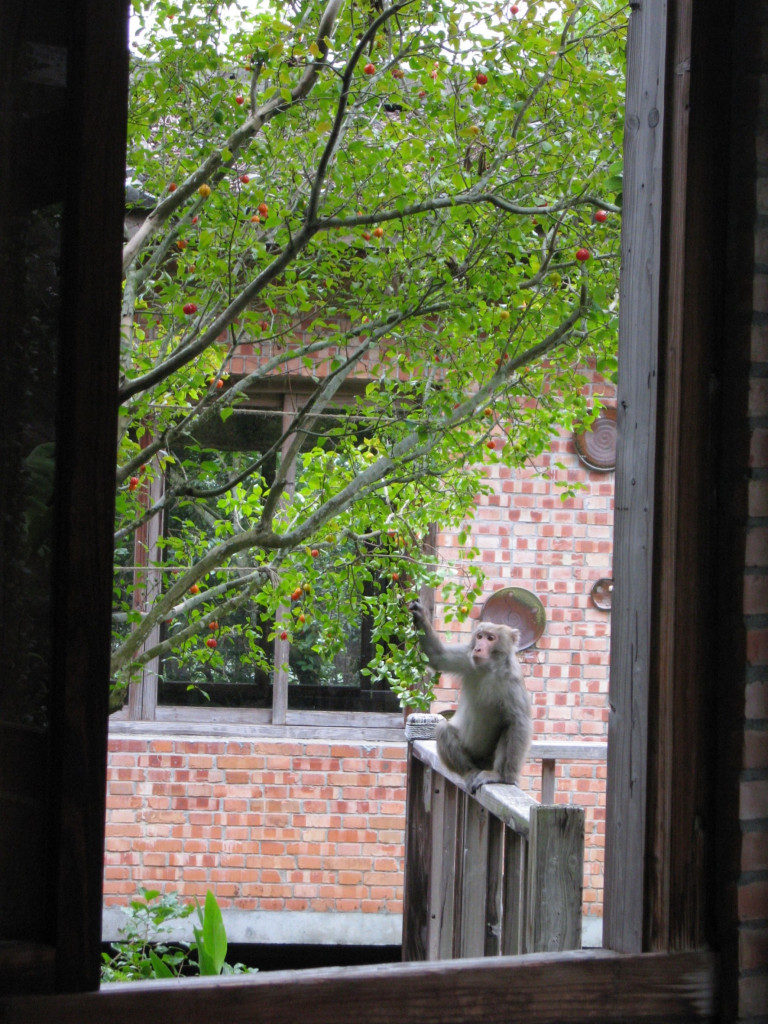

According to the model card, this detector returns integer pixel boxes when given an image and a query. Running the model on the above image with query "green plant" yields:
[192,889,249,976]
[101,888,255,982]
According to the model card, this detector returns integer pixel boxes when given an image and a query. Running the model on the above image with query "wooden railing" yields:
[402,716,606,962]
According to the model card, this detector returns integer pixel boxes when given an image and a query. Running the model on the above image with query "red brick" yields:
[739,926,768,971]
[745,729,768,770]
[746,680,768,718]
[739,974,768,1019]
[747,628,768,666]
[738,879,768,923]
[741,779,768,820]
[743,831,768,872]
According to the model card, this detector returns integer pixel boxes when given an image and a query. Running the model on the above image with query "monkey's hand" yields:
[409,599,427,632]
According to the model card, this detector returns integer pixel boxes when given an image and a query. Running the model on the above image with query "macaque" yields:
[410,601,532,793]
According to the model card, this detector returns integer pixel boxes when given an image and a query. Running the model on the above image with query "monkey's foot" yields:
[467,770,503,795]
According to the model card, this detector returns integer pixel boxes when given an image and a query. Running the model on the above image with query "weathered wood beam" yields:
[412,740,538,834]
[604,0,668,954]
[0,951,717,1024]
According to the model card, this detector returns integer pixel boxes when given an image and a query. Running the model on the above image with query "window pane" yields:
[285,541,400,713]
[158,420,276,709]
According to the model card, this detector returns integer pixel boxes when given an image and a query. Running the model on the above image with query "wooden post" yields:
[541,758,556,804]
[127,459,164,721]
[271,394,299,725]
[526,806,585,953]
[402,747,432,961]
[604,0,668,954]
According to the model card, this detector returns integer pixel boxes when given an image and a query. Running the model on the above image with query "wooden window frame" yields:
[123,387,404,731]
[0,0,742,1016]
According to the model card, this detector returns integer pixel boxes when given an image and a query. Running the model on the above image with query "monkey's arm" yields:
[410,600,473,674]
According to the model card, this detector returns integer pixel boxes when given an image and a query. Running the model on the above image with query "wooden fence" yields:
[402,720,604,962]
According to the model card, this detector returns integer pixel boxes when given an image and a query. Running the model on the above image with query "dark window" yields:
[153,401,399,714]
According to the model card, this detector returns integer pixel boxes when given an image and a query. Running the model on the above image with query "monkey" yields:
[410,601,532,794]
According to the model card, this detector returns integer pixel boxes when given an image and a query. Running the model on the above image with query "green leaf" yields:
[149,949,176,978]
[198,890,227,975]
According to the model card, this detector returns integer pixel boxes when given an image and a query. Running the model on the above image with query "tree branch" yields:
[121,0,345,274]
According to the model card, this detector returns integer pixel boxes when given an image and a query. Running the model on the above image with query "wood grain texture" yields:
[426,773,448,960]
[647,0,689,953]
[541,758,556,804]
[435,778,459,960]
[0,951,717,1024]
[604,0,668,955]
[502,828,527,955]
[484,816,504,956]
[402,750,431,961]
[646,0,724,954]
[407,744,585,960]
[111,711,406,742]
[526,807,585,953]
[457,799,491,958]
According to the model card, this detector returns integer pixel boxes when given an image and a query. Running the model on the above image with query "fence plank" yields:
[436,781,459,960]
[526,807,585,953]
[484,816,504,956]
[426,774,446,960]
[412,741,536,833]
[502,827,527,955]
[406,741,585,962]
[402,749,432,961]
[458,799,491,958]
[451,790,468,958]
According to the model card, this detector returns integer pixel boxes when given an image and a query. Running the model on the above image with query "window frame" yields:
[123,385,404,729]
[0,0,740,1013]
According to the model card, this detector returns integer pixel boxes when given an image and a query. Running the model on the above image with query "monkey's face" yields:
[471,627,500,665]
[471,623,521,666]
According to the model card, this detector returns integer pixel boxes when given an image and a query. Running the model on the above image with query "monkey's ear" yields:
[508,627,521,647]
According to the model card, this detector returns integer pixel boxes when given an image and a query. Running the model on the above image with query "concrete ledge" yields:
[103,906,404,947]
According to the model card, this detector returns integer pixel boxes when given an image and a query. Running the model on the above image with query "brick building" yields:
[104,371,615,948]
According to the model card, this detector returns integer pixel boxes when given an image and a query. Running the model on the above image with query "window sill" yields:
[109,705,407,742]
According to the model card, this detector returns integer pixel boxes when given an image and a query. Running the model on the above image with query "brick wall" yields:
[104,382,614,943]
[104,736,407,945]
[719,4,768,1017]
[741,312,768,1014]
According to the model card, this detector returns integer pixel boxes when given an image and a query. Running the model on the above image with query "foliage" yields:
[113,0,627,704]
[101,887,255,981]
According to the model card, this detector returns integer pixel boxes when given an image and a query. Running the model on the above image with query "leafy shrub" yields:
[101,887,256,981]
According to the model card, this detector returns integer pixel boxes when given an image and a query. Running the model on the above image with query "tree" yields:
[113,0,626,707]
